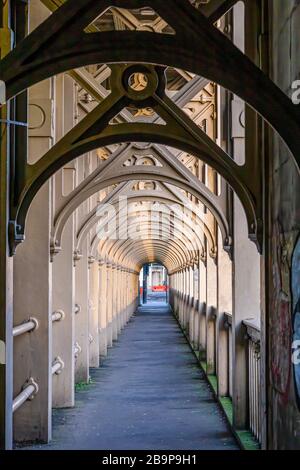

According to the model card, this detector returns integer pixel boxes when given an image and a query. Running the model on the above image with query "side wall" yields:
[268,0,300,450]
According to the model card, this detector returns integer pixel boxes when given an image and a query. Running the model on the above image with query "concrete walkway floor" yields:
[25,303,239,450]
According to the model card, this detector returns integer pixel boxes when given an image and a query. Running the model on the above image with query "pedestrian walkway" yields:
[25,303,239,450]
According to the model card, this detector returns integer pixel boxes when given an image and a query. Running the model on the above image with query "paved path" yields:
[26,303,238,450]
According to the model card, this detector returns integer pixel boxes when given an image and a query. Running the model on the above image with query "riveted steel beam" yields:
[0,0,299,181]
[50,134,229,255]
[13,65,249,256]
[75,182,216,261]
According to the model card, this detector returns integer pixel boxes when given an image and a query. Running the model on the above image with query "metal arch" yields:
[76,194,214,259]
[100,216,203,262]
[74,183,216,256]
[93,221,197,268]
[131,250,179,272]
[98,239,184,272]
[2,6,299,256]
[52,143,221,246]
[100,238,190,272]
[130,243,194,272]
[54,171,226,253]
[101,240,186,272]
[51,138,228,253]
[1,0,299,171]
[93,218,201,265]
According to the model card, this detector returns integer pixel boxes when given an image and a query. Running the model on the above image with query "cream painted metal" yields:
[13,318,39,338]
[13,378,39,414]
[52,74,76,409]
[88,258,100,368]
[98,260,108,357]
[13,1,53,443]
[106,263,113,348]
[217,227,232,397]
[74,238,90,384]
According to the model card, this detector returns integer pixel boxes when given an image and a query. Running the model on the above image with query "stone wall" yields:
[268,0,300,450]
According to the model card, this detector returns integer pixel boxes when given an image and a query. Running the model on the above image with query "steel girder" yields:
[75,183,215,262]
[96,237,192,272]
[96,235,188,271]
[1,0,299,256]
[54,144,220,252]
[92,209,205,261]
[51,137,229,254]
[1,0,299,161]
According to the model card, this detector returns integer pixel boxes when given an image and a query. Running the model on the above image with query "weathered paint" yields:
[268,0,300,449]
[292,237,300,409]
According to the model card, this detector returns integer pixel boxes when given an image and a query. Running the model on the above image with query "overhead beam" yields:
[198,0,239,24]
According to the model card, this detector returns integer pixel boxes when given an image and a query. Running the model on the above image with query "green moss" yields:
[217,396,260,450]
[75,377,94,391]
[219,397,233,424]
[236,430,260,451]
[207,374,218,394]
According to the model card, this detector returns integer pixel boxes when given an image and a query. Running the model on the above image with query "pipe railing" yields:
[13,317,39,337]
[243,319,261,444]
[52,310,65,323]
[13,378,39,413]
[52,357,64,375]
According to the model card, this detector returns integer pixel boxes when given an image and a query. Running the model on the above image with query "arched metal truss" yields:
[95,236,198,273]
[75,190,215,261]
[1,0,300,257]
[51,141,227,254]
[93,213,205,262]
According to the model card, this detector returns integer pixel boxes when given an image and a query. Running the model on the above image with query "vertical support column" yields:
[124,270,128,322]
[52,200,75,408]
[217,228,232,396]
[179,270,183,324]
[0,1,13,449]
[98,260,107,357]
[116,266,122,334]
[189,266,194,341]
[52,74,76,409]
[14,186,53,442]
[74,241,89,384]
[231,2,261,429]
[206,254,217,375]
[88,258,100,368]
[183,267,189,328]
[13,0,53,443]
[106,262,113,347]
[232,198,260,428]
[193,261,200,349]
[111,264,118,341]
[199,257,207,358]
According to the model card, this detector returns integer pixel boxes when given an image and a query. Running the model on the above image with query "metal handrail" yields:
[13,317,39,337]
[13,378,39,413]
[52,357,64,375]
[52,310,65,323]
